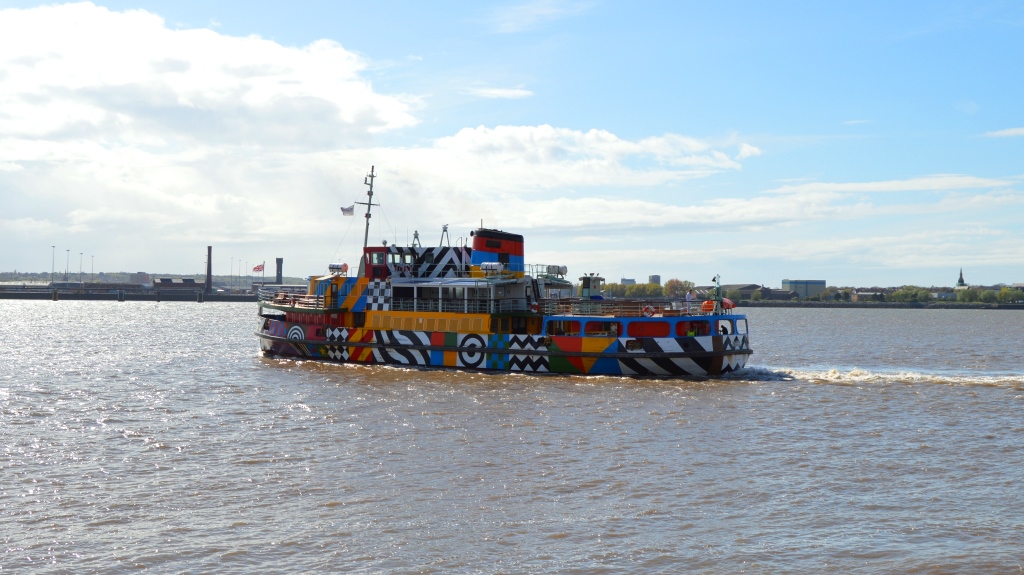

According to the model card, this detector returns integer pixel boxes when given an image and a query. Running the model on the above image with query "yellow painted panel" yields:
[444,351,457,366]
[425,318,436,331]
[340,278,369,310]
[580,337,615,373]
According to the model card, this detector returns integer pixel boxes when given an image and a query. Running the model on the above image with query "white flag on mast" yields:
[340,205,355,216]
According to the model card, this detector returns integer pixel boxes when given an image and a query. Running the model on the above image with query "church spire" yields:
[957,268,966,287]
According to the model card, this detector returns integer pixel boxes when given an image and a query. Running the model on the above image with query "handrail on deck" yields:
[540,299,728,317]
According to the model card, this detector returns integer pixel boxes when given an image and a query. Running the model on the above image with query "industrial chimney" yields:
[275,258,283,284]
[206,246,213,294]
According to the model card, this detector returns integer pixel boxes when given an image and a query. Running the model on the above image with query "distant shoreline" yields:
[737,300,1024,310]
[1,291,1020,309]
[0,291,256,302]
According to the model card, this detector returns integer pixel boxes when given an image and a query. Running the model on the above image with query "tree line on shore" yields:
[594,280,1023,305]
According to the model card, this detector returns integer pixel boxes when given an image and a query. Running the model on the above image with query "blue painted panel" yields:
[471,251,499,265]
[351,294,367,312]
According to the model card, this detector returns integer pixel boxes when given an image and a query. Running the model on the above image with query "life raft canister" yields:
[641,305,655,317]
[700,300,715,313]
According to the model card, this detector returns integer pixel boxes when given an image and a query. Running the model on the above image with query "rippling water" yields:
[2,302,1022,573]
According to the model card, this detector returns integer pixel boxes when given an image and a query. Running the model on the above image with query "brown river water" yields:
[2,302,1022,573]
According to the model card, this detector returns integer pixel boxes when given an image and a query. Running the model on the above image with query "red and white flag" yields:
[253,262,264,272]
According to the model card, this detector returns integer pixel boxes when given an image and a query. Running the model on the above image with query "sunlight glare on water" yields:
[1,302,1022,573]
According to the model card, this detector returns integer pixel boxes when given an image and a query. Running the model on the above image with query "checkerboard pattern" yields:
[364,280,390,311]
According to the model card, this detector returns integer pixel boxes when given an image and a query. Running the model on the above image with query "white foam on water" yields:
[732,364,1024,388]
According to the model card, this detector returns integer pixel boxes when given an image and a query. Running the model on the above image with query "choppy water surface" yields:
[2,302,1022,574]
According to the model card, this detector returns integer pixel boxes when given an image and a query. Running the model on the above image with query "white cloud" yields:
[765,174,1013,195]
[0,2,418,151]
[489,0,591,33]
[3,3,1019,285]
[842,119,871,125]
[735,143,762,160]
[984,127,1024,137]
[0,4,755,274]
[468,87,535,99]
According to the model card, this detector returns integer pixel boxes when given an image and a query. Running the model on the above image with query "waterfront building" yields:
[782,279,826,298]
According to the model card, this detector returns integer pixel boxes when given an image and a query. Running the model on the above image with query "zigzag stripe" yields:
[508,335,547,351]
[509,354,549,372]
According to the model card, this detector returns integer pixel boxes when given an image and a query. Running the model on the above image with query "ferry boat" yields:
[256,167,752,377]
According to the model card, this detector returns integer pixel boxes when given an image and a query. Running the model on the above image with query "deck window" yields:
[547,320,581,336]
[627,321,670,338]
[584,321,622,337]
[715,319,733,335]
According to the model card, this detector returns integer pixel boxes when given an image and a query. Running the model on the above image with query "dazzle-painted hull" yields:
[257,320,750,377]
[256,182,753,379]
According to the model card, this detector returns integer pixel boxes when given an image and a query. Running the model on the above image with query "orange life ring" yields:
[700,300,715,313]
[529,303,540,313]
[641,305,655,317]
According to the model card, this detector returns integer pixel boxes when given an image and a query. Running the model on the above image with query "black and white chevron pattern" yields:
[386,246,470,279]
[506,334,549,372]
[508,354,549,372]
[508,334,547,351]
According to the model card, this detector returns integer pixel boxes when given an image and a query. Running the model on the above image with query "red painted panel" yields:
[627,321,670,338]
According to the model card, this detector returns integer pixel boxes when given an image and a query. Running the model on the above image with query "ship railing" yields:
[526,263,568,278]
[498,298,528,313]
[390,297,495,314]
[539,299,721,317]
[267,292,324,308]
[258,284,308,302]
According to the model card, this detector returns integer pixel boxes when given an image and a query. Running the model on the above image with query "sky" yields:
[1,1,1022,288]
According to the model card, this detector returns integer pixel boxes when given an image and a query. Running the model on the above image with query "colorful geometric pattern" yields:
[364,280,389,311]
[386,246,471,279]
[258,322,750,376]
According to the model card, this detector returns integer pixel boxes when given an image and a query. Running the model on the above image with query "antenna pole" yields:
[357,166,379,250]
[355,166,380,276]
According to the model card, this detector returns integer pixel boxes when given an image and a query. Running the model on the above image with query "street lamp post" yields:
[79,252,83,284]
[51,245,55,285]
[65,250,69,283]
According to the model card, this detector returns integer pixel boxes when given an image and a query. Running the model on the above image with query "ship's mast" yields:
[356,165,379,276]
